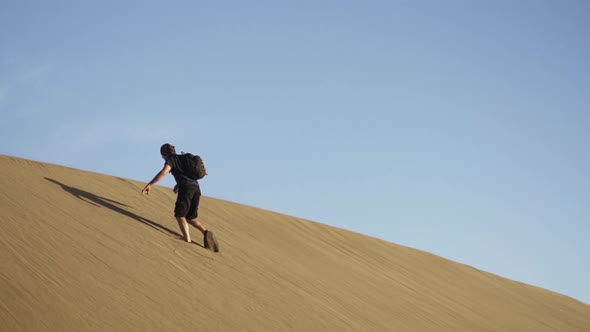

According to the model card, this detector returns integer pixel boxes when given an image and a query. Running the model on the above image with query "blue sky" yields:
[1,1,589,304]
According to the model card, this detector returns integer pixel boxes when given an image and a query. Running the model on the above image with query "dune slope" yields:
[0,155,589,331]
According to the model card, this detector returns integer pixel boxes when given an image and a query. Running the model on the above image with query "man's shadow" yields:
[44,177,200,246]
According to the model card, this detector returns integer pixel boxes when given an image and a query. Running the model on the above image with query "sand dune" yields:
[0,154,588,331]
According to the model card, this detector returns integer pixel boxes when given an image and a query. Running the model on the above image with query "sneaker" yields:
[204,230,219,252]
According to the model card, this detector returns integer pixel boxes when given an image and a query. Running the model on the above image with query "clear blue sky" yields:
[1,1,589,304]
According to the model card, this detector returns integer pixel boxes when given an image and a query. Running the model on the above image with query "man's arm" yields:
[141,164,172,195]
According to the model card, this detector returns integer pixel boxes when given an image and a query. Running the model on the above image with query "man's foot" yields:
[204,230,219,252]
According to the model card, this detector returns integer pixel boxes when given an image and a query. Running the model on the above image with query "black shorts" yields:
[174,186,201,219]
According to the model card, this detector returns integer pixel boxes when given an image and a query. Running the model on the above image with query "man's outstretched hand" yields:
[141,184,152,195]
[142,165,171,196]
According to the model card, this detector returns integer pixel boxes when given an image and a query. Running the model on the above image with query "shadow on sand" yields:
[44,177,197,245]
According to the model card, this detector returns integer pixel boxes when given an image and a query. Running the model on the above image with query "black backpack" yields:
[178,152,207,180]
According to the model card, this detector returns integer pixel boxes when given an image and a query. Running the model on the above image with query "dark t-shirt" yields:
[165,155,199,189]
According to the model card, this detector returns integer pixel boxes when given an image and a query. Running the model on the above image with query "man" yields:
[141,143,219,252]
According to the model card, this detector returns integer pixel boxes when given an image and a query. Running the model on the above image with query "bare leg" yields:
[187,218,217,251]
[176,217,191,242]
[187,218,207,234]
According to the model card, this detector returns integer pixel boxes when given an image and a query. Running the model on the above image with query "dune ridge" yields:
[0,154,589,331]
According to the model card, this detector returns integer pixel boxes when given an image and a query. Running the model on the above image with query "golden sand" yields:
[1,155,588,331]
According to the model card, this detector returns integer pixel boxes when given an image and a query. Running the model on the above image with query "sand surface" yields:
[1,155,589,331]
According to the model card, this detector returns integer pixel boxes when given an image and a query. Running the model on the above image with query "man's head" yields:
[160,143,176,158]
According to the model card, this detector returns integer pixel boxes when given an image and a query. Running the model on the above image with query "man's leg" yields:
[188,218,218,251]
[189,219,218,252]
[185,187,208,240]
[176,217,191,242]
[184,186,218,252]
[174,187,193,242]
[187,218,207,234]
